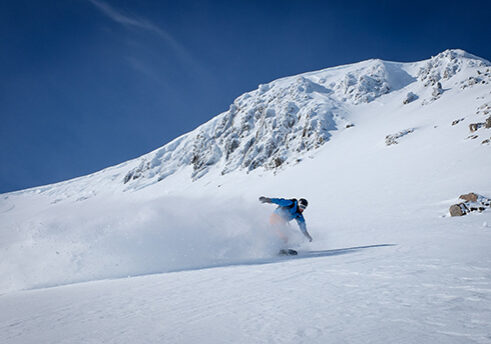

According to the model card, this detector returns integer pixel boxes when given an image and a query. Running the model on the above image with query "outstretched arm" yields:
[259,197,295,207]
[296,216,313,242]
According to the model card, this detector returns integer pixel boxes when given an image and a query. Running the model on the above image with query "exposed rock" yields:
[452,118,464,126]
[432,82,443,98]
[469,123,484,132]
[459,193,478,202]
[449,193,491,216]
[449,204,466,216]
[486,116,491,129]
[123,160,151,184]
[385,129,415,146]
[461,70,491,89]
[421,81,445,106]
[403,92,418,104]
[418,50,462,86]
[123,173,132,184]
[273,157,284,168]
[476,103,490,115]
[333,61,392,105]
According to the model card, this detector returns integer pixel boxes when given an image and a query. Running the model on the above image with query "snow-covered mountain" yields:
[1,49,491,344]
[13,49,490,199]
[123,49,491,188]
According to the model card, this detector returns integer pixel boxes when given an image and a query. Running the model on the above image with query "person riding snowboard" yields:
[259,196,313,243]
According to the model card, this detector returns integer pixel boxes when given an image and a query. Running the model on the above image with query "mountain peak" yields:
[417,49,490,87]
[438,49,490,63]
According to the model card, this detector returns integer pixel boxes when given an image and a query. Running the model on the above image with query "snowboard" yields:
[278,249,298,256]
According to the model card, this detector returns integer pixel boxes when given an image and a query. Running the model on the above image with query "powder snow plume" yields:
[0,196,284,292]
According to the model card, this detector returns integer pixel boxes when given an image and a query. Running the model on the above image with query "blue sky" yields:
[1,0,490,193]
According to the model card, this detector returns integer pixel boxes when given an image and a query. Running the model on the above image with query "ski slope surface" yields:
[1,49,491,343]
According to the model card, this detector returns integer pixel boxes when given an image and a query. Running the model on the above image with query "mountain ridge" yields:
[121,48,491,188]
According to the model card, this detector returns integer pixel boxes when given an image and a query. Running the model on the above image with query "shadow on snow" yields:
[26,244,397,292]
[165,243,397,275]
[299,244,397,258]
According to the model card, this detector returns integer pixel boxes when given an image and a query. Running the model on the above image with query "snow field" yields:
[1,220,490,344]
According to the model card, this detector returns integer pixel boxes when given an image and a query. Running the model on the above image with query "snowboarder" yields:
[259,196,313,243]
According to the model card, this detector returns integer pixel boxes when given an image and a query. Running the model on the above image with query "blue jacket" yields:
[270,198,308,235]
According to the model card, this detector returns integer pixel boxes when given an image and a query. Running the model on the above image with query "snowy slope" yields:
[1,49,491,343]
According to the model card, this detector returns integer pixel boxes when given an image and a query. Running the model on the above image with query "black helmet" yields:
[298,198,308,209]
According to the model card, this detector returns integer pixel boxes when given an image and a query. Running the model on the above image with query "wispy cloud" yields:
[88,0,209,79]
[88,0,175,44]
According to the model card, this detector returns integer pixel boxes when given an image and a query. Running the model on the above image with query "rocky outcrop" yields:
[469,122,485,132]
[476,102,490,116]
[432,82,443,98]
[385,129,415,146]
[460,192,479,202]
[469,115,490,132]
[124,160,151,184]
[335,63,391,104]
[452,118,465,126]
[403,92,418,104]
[461,68,491,89]
[449,193,491,216]
[419,50,490,87]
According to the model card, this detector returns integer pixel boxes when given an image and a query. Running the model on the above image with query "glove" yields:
[259,196,271,203]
